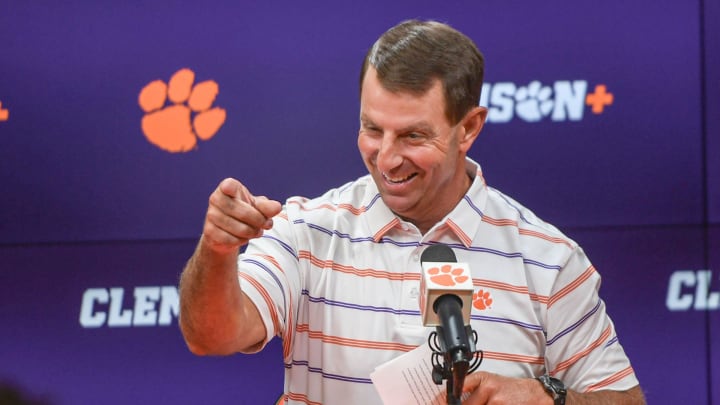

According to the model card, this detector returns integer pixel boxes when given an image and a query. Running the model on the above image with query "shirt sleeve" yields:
[236,208,302,358]
[543,246,640,392]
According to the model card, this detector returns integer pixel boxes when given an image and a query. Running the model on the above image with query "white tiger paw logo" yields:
[515,81,553,122]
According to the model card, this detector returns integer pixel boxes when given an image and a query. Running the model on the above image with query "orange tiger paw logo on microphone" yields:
[427,264,470,286]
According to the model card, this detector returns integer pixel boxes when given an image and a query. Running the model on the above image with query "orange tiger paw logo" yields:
[138,68,226,153]
[472,289,493,310]
[0,101,9,122]
[427,264,469,286]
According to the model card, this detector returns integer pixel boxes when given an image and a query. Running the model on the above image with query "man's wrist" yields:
[536,375,567,405]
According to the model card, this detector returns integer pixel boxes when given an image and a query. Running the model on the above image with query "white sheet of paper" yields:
[370,344,452,405]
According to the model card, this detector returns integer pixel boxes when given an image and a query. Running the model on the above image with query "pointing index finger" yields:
[253,196,283,228]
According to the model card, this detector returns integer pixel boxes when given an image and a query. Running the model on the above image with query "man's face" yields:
[358,67,477,232]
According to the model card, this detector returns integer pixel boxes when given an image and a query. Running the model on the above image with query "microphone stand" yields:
[428,297,483,404]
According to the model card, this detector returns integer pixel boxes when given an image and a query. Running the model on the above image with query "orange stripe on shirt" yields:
[238,272,282,343]
[518,228,573,249]
[287,200,367,216]
[295,324,418,352]
[481,216,572,250]
[481,215,518,227]
[547,265,596,308]
[473,279,549,304]
[243,253,295,359]
[300,250,550,304]
[446,219,473,247]
[585,366,636,391]
[529,292,550,304]
[338,203,367,215]
[551,325,612,374]
[286,392,322,405]
[474,279,529,294]
[481,350,545,365]
[299,250,421,281]
[252,253,283,270]
[374,218,399,241]
[476,170,486,187]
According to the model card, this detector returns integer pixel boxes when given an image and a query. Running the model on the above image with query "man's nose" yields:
[376,136,402,171]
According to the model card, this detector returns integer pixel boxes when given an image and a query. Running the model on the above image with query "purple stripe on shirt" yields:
[243,258,287,313]
[546,300,602,346]
[472,314,544,331]
[522,258,562,270]
[605,335,619,348]
[463,194,484,216]
[261,234,298,259]
[299,219,564,269]
[301,221,377,243]
[285,360,373,384]
[303,291,544,333]
[490,188,533,225]
[365,193,383,210]
[303,290,419,316]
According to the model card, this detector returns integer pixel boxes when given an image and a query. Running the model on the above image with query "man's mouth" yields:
[382,172,418,184]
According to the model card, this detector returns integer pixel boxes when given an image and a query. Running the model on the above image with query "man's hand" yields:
[460,372,552,405]
[457,372,646,405]
[179,178,281,355]
[203,177,282,254]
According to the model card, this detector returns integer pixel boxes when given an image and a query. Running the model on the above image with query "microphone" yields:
[419,245,473,328]
[420,244,480,404]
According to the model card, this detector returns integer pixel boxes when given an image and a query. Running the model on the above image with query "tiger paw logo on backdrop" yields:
[0,101,8,122]
[138,68,226,153]
[480,80,614,123]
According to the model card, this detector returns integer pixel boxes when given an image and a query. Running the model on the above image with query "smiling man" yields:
[358,67,482,235]
[179,20,645,404]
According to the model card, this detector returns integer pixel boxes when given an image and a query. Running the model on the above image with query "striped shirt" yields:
[239,158,639,404]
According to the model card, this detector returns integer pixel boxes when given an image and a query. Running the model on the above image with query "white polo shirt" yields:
[239,159,639,404]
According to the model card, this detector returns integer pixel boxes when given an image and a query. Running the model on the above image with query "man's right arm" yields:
[178,178,282,355]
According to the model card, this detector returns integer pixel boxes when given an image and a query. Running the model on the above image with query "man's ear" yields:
[458,106,488,152]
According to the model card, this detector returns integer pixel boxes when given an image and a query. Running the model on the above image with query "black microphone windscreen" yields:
[420,244,457,263]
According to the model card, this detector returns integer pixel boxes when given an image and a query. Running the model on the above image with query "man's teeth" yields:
[383,173,416,183]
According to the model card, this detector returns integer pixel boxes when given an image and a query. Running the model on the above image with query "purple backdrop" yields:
[0,1,716,404]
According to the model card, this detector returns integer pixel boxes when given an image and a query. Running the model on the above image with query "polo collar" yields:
[361,177,401,242]
[362,158,489,246]
[442,159,488,247]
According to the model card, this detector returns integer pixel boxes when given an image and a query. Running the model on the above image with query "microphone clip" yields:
[428,326,483,404]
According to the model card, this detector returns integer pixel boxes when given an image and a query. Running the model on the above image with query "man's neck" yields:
[409,171,473,235]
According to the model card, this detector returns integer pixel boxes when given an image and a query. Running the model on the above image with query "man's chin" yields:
[378,194,415,216]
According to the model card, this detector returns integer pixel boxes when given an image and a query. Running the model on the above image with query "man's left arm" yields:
[461,371,645,405]
[567,385,645,405]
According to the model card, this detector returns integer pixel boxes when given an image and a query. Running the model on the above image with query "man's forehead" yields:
[359,113,436,132]
[360,84,449,130]
[361,66,443,98]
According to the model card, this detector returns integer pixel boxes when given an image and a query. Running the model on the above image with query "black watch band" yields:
[536,375,567,405]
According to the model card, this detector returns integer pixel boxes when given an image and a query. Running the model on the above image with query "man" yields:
[179,20,645,404]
